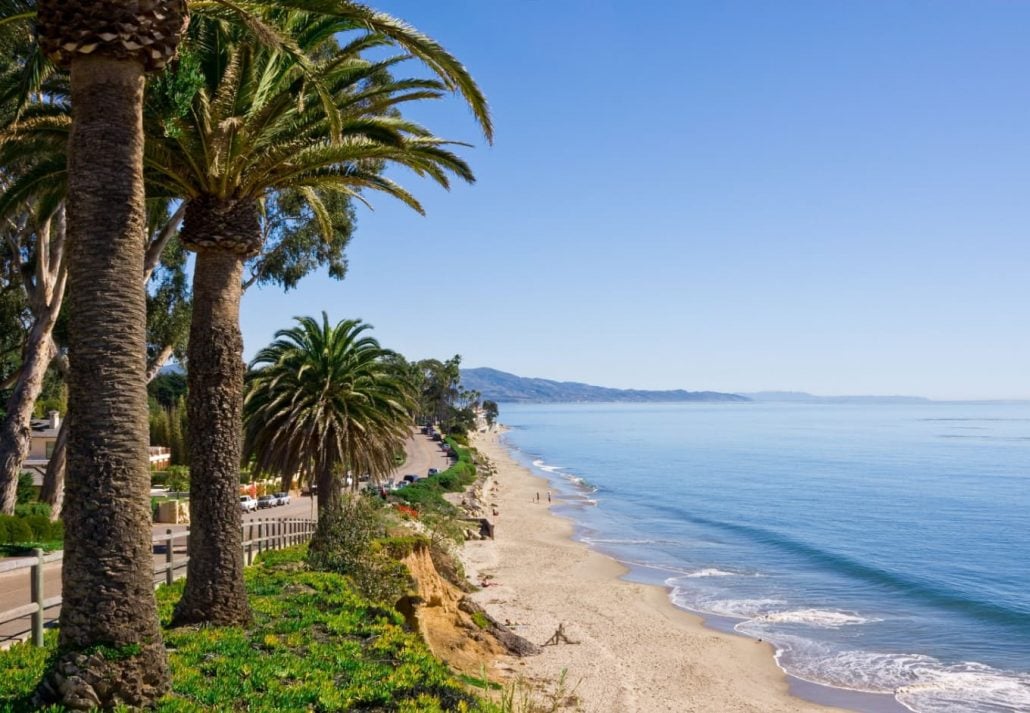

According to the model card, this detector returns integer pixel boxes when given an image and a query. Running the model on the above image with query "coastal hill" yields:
[744,391,931,404]
[460,367,749,404]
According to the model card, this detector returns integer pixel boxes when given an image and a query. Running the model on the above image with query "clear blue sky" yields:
[239,1,1030,400]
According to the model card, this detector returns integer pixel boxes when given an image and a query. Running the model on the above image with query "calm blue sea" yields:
[497,402,1030,713]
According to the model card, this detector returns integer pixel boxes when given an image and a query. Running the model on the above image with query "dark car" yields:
[402,474,419,483]
[257,495,276,509]
[427,468,439,476]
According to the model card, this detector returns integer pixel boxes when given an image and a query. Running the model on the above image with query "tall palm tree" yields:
[152,10,484,627]
[243,314,413,534]
[1,1,489,629]
[30,0,187,706]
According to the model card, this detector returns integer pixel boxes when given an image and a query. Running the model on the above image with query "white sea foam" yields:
[531,458,564,473]
[760,637,1030,713]
[670,590,787,619]
[685,568,738,578]
[582,538,668,546]
[896,662,1030,713]
[745,608,876,629]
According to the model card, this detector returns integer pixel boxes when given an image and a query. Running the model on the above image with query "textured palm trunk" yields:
[37,56,170,708]
[171,248,251,626]
[40,274,178,522]
[309,465,343,553]
[317,466,344,518]
[0,323,58,513]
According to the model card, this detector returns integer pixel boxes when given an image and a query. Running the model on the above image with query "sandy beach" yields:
[461,428,847,713]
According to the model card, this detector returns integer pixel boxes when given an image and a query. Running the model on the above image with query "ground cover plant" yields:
[0,546,499,712]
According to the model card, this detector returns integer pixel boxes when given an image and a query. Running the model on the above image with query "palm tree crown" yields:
[244,313,413,514]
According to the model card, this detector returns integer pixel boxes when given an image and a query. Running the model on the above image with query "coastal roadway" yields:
[0,429,452,646]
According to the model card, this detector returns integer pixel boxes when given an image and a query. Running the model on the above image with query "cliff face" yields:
[400,543,539,678]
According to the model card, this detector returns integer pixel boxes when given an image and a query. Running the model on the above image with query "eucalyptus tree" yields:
[243,314,413,534]
[145,10,485,627]
[0,199,64,514]
[30,0,188,704]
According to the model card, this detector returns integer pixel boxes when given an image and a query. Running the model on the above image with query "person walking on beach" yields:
[547,490,552,503]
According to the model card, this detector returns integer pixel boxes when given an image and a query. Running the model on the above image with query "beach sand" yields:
[461,428,847,713]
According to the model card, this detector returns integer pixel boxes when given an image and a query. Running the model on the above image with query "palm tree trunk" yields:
[317,465,344,519]
[0,322,58,513]
[309,465,343,552]
[171,248,251,626]
[38,55,170,708]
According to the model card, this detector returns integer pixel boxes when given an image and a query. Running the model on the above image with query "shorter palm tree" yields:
[244,313,413,531]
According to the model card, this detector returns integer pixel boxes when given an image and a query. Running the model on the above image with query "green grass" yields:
[0,546,499,712]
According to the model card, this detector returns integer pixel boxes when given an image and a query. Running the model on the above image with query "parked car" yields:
[402,474,419,484]
[257,495,276,509]
[274,491,291,506]
[239,496,258,512]
[427,467,439,476]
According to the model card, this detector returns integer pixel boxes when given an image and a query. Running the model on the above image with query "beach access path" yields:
[0,428,451,645]
[461,429,846,713]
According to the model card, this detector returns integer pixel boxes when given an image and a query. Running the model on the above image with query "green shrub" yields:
[378,535,430,559]
[48,520,63,542]
[24,515,51,541]
[350,546,413,604]
[4,517,31,544]
[15,473,34,505]
[307,498,412,603]
[165,465,190,492]
[13,502,50,518]
[0,518,8,544]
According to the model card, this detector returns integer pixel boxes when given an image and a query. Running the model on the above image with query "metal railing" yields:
[0,517,317,648]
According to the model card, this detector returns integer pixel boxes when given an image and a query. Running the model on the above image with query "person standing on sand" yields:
[547,490,551,502]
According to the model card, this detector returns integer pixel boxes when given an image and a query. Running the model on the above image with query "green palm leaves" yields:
[244,313,414,511]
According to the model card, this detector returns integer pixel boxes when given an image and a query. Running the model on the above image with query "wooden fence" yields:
[0,517,317,648]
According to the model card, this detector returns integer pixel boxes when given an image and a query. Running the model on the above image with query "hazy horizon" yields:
[240,1,1030,402]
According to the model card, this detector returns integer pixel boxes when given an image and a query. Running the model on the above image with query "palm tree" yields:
[27,0,187,706]
[152,10,485,627]
[0,1,489,628]
[243,314,413,535]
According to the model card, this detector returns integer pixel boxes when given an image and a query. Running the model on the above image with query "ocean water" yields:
[497,402,1030,713]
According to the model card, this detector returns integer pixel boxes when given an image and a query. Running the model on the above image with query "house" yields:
[24,411,171,484]
[23,411,62,484]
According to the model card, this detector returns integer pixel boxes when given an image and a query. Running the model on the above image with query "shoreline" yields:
[462,427,896,713]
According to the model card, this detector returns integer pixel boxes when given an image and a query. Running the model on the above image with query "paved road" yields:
[0,430,452,645]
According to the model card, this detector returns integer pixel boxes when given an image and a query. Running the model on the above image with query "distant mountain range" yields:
[459,369,939,405]
[459,368,750,404]
[743,391,931,404]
